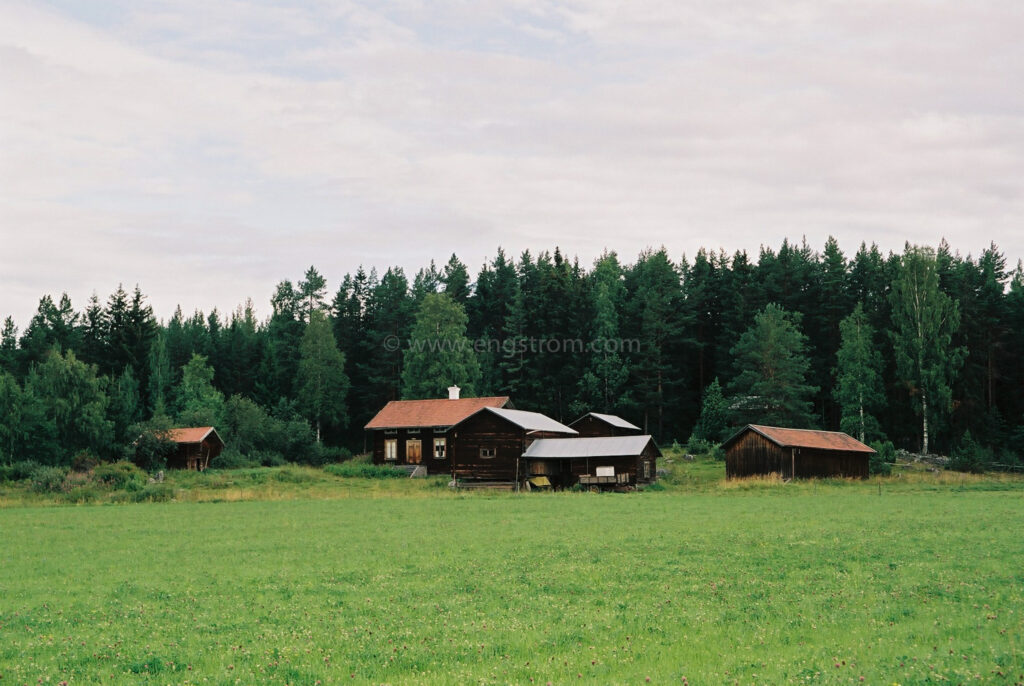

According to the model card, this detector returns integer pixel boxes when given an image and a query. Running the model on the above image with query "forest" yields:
[1,236,1022,471]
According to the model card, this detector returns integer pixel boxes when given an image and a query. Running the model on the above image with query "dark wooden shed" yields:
[450,407,577,484]
[721,424,873,479]
[567,412,642,437]
[166,427,224,470]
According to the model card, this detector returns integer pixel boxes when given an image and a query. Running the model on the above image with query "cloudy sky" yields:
[2,0,1022,327]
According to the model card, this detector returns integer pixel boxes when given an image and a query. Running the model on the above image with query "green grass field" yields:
[2,474,1023,684]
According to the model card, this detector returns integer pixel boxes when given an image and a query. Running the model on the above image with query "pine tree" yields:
[728,303,819,428]
[297,310,349,442]
[834,303,885,443]
[109,366,141,444]
[889,244,965,454]
[401,293,481,399]
[298,266,328,321]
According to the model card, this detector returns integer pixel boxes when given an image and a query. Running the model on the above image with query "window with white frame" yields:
[434,438,447,459]
[384,439,398,461]
[479,447,496,459]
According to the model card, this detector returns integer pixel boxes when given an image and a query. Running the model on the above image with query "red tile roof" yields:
[364,397,510,429]
[725,425,876,453]
[166,426,221,445]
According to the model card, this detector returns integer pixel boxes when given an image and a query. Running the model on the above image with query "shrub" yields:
[30,465,69,493]
[642,481,666,492]
[214,448,259,469]
[324,462,406,479]
[251,450,287,467]
[130,420,178,471]
[113,483,175,503]
[93,461,147,491]
[868,440,896,476]
[71,450,100,473]
[0,460,41,482]
[686,435,711,455]
[948,431,992,474]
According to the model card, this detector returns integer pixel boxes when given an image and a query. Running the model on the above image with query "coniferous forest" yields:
[2,237,1023,471]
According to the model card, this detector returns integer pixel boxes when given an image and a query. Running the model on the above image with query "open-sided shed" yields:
[166,427,224,471]
[522,434,660,489]
[721,424,873,479]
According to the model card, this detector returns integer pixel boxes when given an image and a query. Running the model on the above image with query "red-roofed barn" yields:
[721,424,874,479]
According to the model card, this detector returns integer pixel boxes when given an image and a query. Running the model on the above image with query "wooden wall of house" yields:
[371,428,456,475]
[725,430,868,479]
[569,416,639,438]
[450,411,529,482]
[168,438,221,471]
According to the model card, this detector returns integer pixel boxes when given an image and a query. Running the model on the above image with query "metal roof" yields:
[480,407,577,434]
[571,412,641,431]
[522,435,659,459]
[722,424,876,453]
[364,396,510,429]
[166,426,224,445]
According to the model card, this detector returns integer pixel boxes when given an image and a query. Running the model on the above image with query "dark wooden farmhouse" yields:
[568,412,642,437]
[721,424,874,479]
[522,435,660,489]
[450,407,577,483]
[166,426,224,470]
[365,389,510,474]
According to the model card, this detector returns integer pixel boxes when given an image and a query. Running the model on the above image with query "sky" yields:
[2,0,1023,328]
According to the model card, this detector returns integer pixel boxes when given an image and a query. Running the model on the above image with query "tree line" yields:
[2,237,1022,470]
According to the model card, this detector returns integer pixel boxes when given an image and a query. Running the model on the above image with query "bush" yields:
[251,450,287,467]
[0,460,42,482]
[30,465,69,493]
[710,444,726,462]
[686,435,711,455]
[213,448,259,469]
[868,440,896,476]
[324,462,406,479]
[948,431,992,474]
[71,450,100,473]
[93,461,147,491]
[130,420,178,471]
[642,481,666,492]
[273,467,316,483]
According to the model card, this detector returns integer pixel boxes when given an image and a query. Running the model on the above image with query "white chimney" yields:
[447,385,461,400]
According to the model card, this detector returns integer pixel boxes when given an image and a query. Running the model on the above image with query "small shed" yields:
[522,435,660,489]
[568,412,642,437]
[721,424,873,479]
[166,427,224,470]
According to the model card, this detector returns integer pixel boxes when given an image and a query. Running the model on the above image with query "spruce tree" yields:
[728,303,818,428]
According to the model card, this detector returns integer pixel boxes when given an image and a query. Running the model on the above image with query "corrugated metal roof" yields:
[522,435,659,459]
[365,396,510,429]
[723,424,876,453]
[166,426,223,445]
[481,407,577,434]
[572,412,641,431]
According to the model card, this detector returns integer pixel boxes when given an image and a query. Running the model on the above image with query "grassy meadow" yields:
[2,460,1024,684]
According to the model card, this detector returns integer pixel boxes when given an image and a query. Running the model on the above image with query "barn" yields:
[364,388,510,474]
[721,424,874,479]
[522,434,660,489]
[567,412,642,437]
[449,407,577,484]
[166,426,224,470]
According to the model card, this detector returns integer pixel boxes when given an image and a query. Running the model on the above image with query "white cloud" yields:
[1,0,1023,327]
